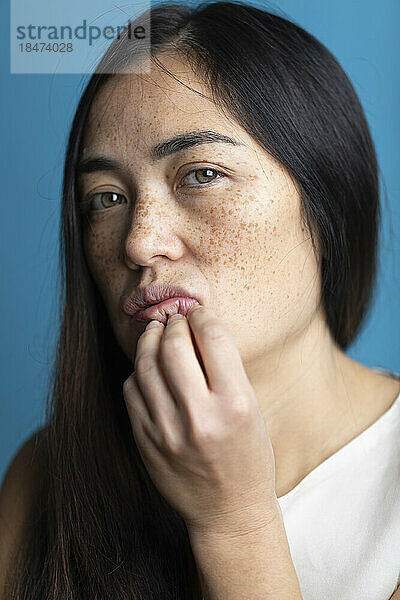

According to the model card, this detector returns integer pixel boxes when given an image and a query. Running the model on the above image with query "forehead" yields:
[81,53,265,160]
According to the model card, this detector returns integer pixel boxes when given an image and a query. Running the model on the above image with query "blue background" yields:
[1,0,399,484]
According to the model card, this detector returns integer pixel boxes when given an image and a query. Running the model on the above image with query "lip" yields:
[135,297,200,325]
[122,282,203,324]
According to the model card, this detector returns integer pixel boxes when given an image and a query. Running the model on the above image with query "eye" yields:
[80,191,127,214]
[177,167,226,189]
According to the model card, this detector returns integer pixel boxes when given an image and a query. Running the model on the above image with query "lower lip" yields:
[134,297,200,324]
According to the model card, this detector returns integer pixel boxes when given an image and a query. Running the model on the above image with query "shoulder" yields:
[351,364,400,433]
[389,585,400,599]
[0,426,48,595]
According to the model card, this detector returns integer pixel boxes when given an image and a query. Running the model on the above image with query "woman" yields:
[1,1,399,598]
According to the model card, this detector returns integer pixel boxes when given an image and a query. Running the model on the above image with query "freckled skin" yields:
[80,52,400,498]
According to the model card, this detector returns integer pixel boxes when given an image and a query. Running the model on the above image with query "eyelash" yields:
[79,167,227,214]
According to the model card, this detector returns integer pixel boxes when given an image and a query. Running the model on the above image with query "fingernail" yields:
[145,320,163,330]
[188,303,202,315]
[168,313,184,323]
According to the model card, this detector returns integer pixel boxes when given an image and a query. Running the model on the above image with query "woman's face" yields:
[79,53,323,369]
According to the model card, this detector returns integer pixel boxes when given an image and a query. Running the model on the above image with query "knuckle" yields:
[135,354,157,377]
[158,429,182,456]
[160,334,186,356]
[199,321,227,342]
[231,387,258,418]
[190,420,219,448]
[230,397,254,424]
[122,378,132,395]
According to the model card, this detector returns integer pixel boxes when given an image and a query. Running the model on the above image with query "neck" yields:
[243,306,363,498]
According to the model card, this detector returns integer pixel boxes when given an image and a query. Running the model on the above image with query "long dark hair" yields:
[8,1,380,597]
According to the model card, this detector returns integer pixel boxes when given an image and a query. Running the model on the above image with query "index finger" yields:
[186,306,251,397]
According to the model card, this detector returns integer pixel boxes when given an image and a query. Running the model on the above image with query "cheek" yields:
[207,185,320,320]
[83,220,123,295]
[254,208,322,331]
[200,189,276,278]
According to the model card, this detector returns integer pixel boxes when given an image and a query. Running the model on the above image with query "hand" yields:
[123,305,279,535]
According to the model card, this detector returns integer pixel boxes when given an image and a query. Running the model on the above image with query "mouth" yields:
[134,297,200,325]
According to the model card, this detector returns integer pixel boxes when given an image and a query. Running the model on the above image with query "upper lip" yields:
[122,282,202,316]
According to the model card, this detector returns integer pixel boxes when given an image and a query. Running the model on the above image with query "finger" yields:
[123,373,167,466]
[186,305,251,397]
[123,372,158,447]
[158,314,210,410]
[134,319,180,432]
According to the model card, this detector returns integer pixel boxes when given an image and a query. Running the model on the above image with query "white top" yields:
[277,366,400,600]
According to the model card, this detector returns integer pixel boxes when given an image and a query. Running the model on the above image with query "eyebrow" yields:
[77,130,244,176]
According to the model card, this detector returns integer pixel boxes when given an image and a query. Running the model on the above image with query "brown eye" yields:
[83,191,127,213]
[178,167,225,188]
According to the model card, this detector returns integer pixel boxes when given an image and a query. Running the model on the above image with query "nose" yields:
[122,186,185,268]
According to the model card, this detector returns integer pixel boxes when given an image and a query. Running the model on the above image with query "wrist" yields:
[187,501,302,600]
[187,496,283,542]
